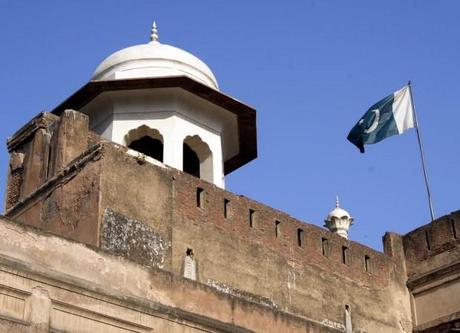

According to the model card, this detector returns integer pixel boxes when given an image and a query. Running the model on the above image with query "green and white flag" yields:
[347,85,415,153]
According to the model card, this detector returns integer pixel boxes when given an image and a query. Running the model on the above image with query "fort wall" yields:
[401,212,460,329]
[170,169,412,332]
[0,217,342,333]
[403,211,460,278]
[3,110,414,332]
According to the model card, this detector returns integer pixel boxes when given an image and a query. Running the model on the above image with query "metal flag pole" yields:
[407,81,435,221]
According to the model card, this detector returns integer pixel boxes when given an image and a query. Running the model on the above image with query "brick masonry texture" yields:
[3,110,460,332]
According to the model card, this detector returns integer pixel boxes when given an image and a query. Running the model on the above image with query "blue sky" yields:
[1,1,459,250]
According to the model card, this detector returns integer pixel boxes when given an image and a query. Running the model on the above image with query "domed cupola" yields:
[324,197,354,239]
[92,22,219,90]
[52,22,257,189]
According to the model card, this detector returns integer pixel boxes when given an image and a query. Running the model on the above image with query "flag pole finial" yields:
[336,195,340,208]
[150,21,159,43]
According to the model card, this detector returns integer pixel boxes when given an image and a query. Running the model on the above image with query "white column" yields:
[163,128,182,171]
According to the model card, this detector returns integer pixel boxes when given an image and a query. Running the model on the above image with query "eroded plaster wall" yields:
[1,110,427,333]
[0,217,342,333]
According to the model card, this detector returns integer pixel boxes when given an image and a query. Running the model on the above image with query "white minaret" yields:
[324,197,354,239]
[73,22,257,188]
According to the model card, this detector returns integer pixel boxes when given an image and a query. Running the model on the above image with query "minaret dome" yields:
[53,22,257,189]
[92,22,218,90]
[324,197,354,239]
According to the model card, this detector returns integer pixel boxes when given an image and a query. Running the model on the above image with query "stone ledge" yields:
[413,310,460,333]
[407,259,460,291]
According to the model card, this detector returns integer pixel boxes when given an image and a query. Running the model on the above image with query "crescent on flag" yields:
[364,109,380,134]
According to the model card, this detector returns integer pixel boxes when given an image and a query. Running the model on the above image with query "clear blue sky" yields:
[1,1,459,251]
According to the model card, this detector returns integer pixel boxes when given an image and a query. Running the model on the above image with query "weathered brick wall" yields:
[169,172,412,333]
[5,111,103,246]
[5,112,58,209]
[3,110,413,332]
[173,173,389,283]
[0,217,344,333]
[403,210,460,278]
[402,211,460,330]
[5,152,25,208]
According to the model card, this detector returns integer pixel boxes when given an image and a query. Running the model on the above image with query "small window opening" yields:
[275,220,281,238]
[321,238,328,256]
[364,255,371,273]
[196,187,204,208]
[128,136,164,162]
[342,246,349,265]
[224,199,230,218]
[46,146,53,178]
[297,229,304,247]
[451,219,458,240]
[44,132,53,179]
[249,209,255,228]
[184,143,200,178]
[425,230,431,251]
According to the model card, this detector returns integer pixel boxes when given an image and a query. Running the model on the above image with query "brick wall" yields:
[3,110,413,333]
[403,210,460,278]
[173,171,391,285]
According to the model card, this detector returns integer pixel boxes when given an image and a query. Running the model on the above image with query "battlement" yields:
[5,110,391,284]
[3,110,412,332]
[403,210,460,278]
[401,212,460,329]
[172,166,391,285]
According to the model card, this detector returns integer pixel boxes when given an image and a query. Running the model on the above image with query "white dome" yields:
[324,197,353,239]
[327,206,352,220]
[92,24,219,90]
[326,196,351,220]
[324,196,353,239]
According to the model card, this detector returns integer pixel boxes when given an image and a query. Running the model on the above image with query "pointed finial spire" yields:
[336,195,340,208]
[150,21,159,43]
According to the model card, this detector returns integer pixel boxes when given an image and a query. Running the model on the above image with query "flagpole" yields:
[408,81,435,221]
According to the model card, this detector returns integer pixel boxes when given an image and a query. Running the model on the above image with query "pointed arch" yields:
[183,135,213,183]
[125,125,164,162]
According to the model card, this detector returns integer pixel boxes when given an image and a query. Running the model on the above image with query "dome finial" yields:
[150,21,159,43]
[324,196,354,239]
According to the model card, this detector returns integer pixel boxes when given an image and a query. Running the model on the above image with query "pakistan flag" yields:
[347,85,415,153]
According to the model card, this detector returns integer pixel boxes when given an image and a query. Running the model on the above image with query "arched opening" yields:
[125,125,164,162]
[129,136,163,162]
[183,135,213,183]
[183,143,200,177]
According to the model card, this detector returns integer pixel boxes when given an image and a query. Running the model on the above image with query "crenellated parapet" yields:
[403,211,460,278]
[172,167,391,286]
[401,212,460,330]
[3,109,412,333]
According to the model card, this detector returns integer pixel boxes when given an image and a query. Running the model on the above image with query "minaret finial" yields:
[150,21,159,43]
[325,196,353,239]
